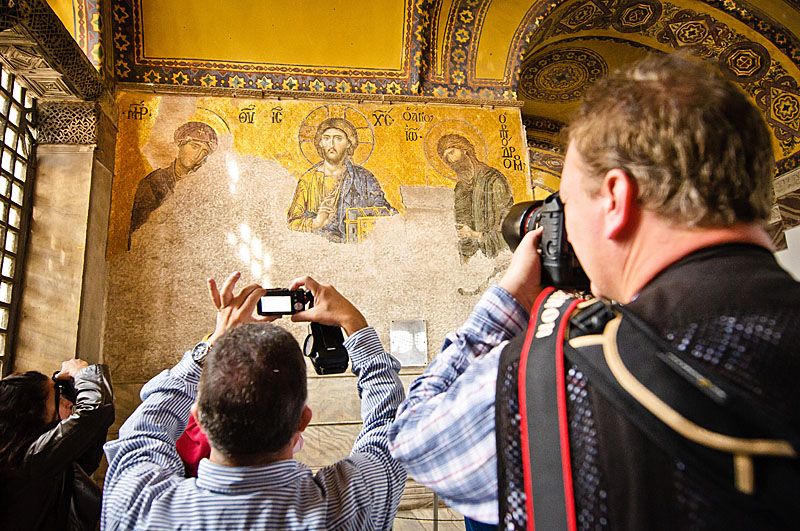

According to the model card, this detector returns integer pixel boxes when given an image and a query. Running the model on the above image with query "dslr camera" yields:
[257,288,349,375]
[501,192,590,291]
[51,372,78,404]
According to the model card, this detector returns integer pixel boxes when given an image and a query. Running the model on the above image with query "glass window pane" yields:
[12,82,22,102]
[14,160,25,181]
[0,176,9,195]
[4,127,16,148]
[0,281,11,304]
[8,104,19,127]
[0,308,8,329]
[8,206,19,228]
[5,230,16,253]
[1,70,9,91]
[1,149,11,172]
[11,183,22,205]
[2,256,13,278]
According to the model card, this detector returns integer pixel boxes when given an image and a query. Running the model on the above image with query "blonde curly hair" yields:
[565,52,774,227]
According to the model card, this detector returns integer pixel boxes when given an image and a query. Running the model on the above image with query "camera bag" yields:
[496,287,800,531]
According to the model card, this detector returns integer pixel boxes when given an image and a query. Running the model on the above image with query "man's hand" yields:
[498,227,544,311]
[56,359,88,380]
[207,271,276,345]
[289,276,367,336]
[311,194,337,229]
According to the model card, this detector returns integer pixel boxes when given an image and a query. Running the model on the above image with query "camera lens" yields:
[501,200,543,251]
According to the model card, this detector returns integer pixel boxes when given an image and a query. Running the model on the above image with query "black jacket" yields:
[498,244,800,530]
[0,364,114,531]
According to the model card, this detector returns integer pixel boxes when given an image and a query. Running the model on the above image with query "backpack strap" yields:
[498,296,800,530]
[567,307,798,495]
[506,287,583,531]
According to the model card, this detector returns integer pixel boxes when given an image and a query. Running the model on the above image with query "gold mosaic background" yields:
[106,89,528,400]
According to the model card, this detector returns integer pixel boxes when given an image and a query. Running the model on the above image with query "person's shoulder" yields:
[297,163,324,182]
[347,160,376,179]
[137,164,175,191]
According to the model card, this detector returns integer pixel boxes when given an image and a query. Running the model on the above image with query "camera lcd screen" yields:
[259,295,292,313]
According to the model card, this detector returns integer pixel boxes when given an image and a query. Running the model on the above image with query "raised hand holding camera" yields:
[289,276,366,375]
[207,271,277,345]
[289,276,367,335]
[256,288,313,316]
[502,192,589,291]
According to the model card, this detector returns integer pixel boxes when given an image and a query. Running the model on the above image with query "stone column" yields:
[13,99,116,373]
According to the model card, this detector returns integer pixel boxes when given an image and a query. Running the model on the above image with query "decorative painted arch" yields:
[485,0,800,173]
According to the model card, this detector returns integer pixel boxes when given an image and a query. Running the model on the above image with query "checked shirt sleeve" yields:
[387,285,528,524]
[101,348,201,530]
[315,327,407,531]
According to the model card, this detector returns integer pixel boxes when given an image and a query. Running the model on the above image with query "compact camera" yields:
[257,288,314,316]
[501,192,590,291]
[257,287,349,374]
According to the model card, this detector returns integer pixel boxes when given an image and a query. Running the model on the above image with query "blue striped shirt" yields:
[387,285,528,524]
[102,327,406,530]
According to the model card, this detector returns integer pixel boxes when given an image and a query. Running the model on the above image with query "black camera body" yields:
[303,323,350,375]
[258,286,349,374]
[51,374,78,404]
[257,288,313,316]
[501,192,590,291]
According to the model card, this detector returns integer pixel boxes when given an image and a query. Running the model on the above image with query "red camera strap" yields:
[518,288,582,531]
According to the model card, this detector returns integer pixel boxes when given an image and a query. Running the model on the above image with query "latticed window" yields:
[0,66,36,376]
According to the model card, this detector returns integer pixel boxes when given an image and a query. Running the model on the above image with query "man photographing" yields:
[388,52,800,529]
[102,272,406,530]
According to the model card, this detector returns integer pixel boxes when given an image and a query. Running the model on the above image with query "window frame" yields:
[0,66,36,376]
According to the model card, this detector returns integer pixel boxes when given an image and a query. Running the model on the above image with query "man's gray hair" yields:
[566,52,774,227]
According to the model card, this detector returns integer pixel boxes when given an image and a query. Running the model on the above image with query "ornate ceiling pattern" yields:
[519,47,608,102]
[520,0,800,170]
[45,0,102,69]
[0,0,102,100]
[111,0,426,95]
[418,0,544,99]
[107,0,550,100]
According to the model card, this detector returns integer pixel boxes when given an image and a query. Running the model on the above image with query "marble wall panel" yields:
[14,145,93,374]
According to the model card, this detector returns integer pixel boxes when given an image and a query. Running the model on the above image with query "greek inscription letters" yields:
[498,113,526,172]
[402,107,434,123]
[405,125,419,142]
[271,106,283,124]
[372,109,394,127]
[239,104,256,124]
[127,101,149,121]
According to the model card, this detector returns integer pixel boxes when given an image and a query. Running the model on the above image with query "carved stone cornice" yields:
[0,0,102,101]
[37,101,98,144]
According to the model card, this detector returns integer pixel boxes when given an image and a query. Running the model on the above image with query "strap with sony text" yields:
[517,288,582,531]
